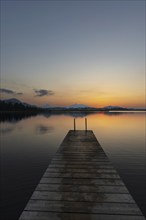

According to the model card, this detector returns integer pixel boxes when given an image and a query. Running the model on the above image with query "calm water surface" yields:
[0,112,146,219]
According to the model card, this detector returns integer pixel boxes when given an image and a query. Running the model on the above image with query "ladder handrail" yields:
[73,118,88,131]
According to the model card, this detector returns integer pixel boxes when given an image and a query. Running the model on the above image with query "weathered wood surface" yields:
[19,130,145,220]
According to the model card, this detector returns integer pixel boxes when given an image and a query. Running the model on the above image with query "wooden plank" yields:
[19,211,146,220]
[50,161,113,165]
[24,200,142,215]
[40,177,125,185]
[53,157,108,160]
[49,164,114,169]
[45,168,117,173]
[43,172,120,179]
[54,153,107,156]
[58,147,102,152]
[55,152,106,155]
[36,183,129,193]
[51,159,109,162]
[57,151,105,153]
[31,191,134,203]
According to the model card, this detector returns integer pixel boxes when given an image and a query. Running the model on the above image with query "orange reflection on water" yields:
[86,112,145,152]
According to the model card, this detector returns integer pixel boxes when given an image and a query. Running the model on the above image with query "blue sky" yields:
[1,0,145,107]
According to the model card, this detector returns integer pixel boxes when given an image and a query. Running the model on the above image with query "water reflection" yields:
[0,112,38,123]
[0,112,96,123]
[1,111,144,124]
[41,111,98,118]
[104,112,125,116]
[35,125,54,135]
[104,111,143,116]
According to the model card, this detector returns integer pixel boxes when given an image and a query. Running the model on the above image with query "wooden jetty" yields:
[19,130,145,220]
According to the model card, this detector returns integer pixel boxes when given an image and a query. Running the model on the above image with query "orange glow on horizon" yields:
[1,92,145,108]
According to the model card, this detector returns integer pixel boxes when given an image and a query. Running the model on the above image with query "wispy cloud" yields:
[34,89,54,97]
[0,88,15,94]
[0,88,23,95]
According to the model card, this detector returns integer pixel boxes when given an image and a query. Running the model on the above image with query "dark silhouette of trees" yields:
[0,101,42,112]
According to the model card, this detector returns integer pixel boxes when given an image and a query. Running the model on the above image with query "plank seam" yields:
[23,209,143,216]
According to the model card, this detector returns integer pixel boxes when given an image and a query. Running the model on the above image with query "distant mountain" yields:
[66,104,91,109]
[0,98,41,111]
[103,106,128,110]
[1,99,95,111]
[1,98,36,107]
[42,104,62,109]
[42,103,96,110]
[41,103,134,111]
[3,98,22,104]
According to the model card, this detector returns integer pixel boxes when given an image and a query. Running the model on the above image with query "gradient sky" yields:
[1,0,145,107]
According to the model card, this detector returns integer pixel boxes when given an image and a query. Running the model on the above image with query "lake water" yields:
[0,112,146,219]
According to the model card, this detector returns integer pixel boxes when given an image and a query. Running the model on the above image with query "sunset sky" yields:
[1,0,145,108]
